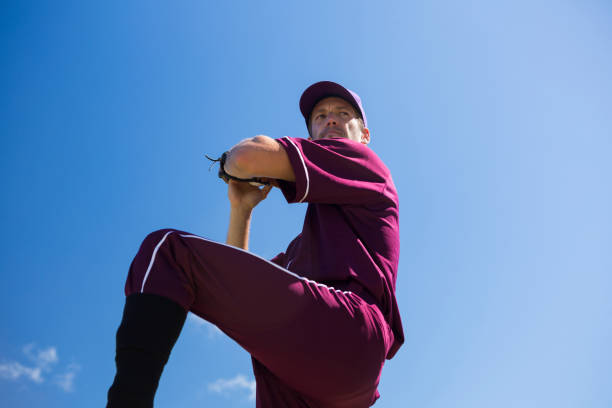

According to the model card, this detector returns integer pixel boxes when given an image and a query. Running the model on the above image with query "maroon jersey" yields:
[273,136,404,358]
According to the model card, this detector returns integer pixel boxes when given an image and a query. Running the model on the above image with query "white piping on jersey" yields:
[283,137,309,203]
[139,230,352,297]
[140,230,174,292]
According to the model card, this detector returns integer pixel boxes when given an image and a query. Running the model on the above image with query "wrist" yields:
[230,204,254,217]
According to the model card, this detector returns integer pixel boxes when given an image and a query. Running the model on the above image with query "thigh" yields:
[127,229,387,404]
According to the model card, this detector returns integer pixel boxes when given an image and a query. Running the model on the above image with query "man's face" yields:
[308,97,370,144]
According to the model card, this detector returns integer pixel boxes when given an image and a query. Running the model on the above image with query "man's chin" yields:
[312,133,347,141]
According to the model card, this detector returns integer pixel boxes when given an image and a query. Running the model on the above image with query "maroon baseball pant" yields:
[124,228,390,407]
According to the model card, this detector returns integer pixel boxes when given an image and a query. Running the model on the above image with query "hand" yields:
[227,179,273,212]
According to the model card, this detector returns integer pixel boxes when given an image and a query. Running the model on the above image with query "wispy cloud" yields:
[0,362,43,383]
[53,363,80,393]
[187,312,223,339]
[23,343,58,370]
[0,343,78,392]
[208,374,256,401]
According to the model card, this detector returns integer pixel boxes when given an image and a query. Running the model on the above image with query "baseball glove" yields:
[205,152,270,186]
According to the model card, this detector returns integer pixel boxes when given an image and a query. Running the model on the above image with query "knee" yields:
[127,229,183,293]
[144,228,176,241]
[141,228,181,247]
[133,229,179,261]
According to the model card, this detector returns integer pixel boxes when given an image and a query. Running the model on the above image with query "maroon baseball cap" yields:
[299,81,368,128]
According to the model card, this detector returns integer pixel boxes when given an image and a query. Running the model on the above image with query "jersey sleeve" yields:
[275,137,390,205]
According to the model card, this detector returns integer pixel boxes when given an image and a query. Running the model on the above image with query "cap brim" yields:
[299,81,367,128]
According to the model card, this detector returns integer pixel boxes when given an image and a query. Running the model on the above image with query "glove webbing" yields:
[205,152,270,185]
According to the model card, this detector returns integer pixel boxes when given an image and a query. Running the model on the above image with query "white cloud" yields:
[208,374,256,401]
[0,343,78,392]
[0,362,43,383]
[187,313,223,339]
[23,343,58,371]
[53,363,80,393]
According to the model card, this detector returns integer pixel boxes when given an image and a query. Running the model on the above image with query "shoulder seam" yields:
[283,137,310,203]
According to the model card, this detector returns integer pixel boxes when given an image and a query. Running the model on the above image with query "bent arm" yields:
[224,135,296,182]
[223,135,292,250]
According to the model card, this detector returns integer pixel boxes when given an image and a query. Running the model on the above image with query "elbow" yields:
[251,135,272,145]
[228,147,252,175]
[229,135,271,175]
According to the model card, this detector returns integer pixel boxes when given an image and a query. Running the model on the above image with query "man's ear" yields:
[361,127,371,145]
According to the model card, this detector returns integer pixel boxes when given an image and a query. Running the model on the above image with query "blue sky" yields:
[1,1,611,407]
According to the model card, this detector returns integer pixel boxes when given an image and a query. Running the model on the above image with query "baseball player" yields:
[107,81,404,407]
